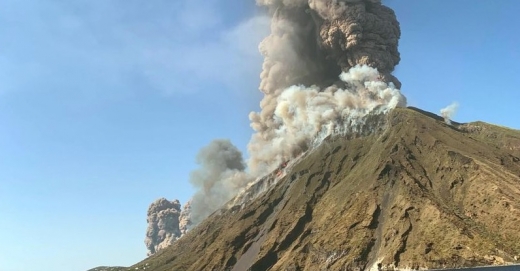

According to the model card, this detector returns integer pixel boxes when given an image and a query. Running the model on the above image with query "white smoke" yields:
[440,102,459,124]
[248,65,406,175]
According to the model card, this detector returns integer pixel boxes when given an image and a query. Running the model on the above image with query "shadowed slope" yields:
[129,108,520,271]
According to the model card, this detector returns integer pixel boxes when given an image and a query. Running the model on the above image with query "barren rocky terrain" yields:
[101,107,520,271]
[87,267,126,271]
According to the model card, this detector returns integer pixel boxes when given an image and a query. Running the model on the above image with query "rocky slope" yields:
[86,267,126,271]
[129,107,520,271]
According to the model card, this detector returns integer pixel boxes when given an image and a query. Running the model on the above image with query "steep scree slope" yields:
[130,107,520,271]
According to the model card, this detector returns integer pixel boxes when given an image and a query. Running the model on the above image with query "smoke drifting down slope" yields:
[146,1,406,250]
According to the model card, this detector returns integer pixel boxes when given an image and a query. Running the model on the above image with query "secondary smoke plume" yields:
[179,200,192,235]
[189,140,252,225]
[440,102,459,124]
[248,0,405,175]
[145,198,182,256]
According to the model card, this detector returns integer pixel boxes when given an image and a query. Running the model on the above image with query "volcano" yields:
[120,108,520,271]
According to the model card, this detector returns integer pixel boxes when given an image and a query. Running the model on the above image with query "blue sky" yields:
[0,1,519,270]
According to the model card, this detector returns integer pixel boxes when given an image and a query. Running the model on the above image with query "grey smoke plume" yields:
[145,198,182,256]
[179,199,192,235]
[189,140,252,225]
[248,0,405,174]
[440,102,459,124]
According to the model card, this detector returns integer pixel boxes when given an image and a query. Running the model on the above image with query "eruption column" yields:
[249,0,405,175]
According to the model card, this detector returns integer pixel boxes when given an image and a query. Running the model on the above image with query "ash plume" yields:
[145,198,182,256]
[440,102,459,124]
[248,0,405,174]
[179,200,192,235]
[189,140,252,225]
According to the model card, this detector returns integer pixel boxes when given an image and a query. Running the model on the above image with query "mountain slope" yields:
[130,107,520,271]
[87,267,126,271]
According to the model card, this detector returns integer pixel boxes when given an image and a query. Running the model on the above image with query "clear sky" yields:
[0,1,519,271]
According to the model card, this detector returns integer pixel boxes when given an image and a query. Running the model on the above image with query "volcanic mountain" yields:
[125,107,520,271]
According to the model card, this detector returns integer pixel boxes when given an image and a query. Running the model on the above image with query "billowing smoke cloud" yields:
[189,140,252,225]
[440,102,459,124]
[179,200,192,235]
[248,0,405,174]
[148,0,406,243]
[249,65,405,174]
[145,198,182,256]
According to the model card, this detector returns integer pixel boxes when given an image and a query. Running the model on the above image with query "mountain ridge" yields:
[103,107,520,271]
